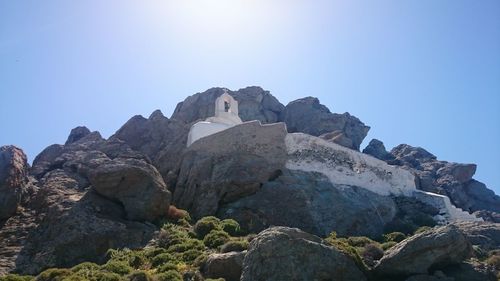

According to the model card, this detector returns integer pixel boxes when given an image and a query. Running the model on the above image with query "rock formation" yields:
[0,146,29,220]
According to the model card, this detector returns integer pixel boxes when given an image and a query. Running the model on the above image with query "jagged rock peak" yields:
[171,86,284,124]
[363,138,394,161]
[148,109,167,120]
[65,126,91,145]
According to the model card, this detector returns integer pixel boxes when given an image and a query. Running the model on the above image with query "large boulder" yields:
[442,261,497,281]
[279,97,370,150]
[374,224,472,276]
[65,126,91,145]
[0,146,29,220]
[240,226,367,281]
[171,86,284,124]
[202,251,245,281]
[218,170,397,238]
[174,121,288,219]
[89,158,171,222]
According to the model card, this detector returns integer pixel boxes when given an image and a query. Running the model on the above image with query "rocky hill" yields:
[0,86,499,281]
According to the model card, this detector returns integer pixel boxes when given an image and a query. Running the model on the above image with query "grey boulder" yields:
[374,224,472,276]
[240,226,367,281]
[202,251,246,281]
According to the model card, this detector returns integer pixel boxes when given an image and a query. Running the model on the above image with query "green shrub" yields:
[154,271,182,281]
[383,232,406,243]
[381,241,397,251]
[159,224,190,249]
[177,249,204,263]
[89,272,122,281]
[193,217,221,239]
[167,239,205,253]
[35,268,73,281]
[126,271,153,281]
[325,234,367,272]
[157,263,178,273]
[414,226,432,234]
[362,243,384,261]
[0,275,34,281]
[71,262,100,273]
[151,253,175,267]
[205,279,225,281]
[203,230,230,248]
[220,219,241,236]
[102,260,133,275]
[347,236,377,248]
[220,239,249,253]
[144,248,168,259]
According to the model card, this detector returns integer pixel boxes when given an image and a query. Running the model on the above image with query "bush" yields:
[414,226,432,235]
[151,253,175,267]
[203,230,231,248]
[102,260,133,275]
[325,234,367,272]
[71,262,100,273]
[167,239,204,253]
[383,232,406,243]
[154,271,182,281]
[178,249,205,263]
[159,224,190,249]
[126,271,153,281]
[193,217,221,239]
[205,279,225,281]
[220,219,241,236]
[35,268,73,281]
[157,262,178,273]
[220,240,249,253]
[0,275,34,281]
[347,236,377,248]
[88,272,122,281]
[381,241,397,251]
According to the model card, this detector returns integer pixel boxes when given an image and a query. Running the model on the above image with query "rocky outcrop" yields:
[375,224,472,276]
[442,261,497,281]
[279,97,370,150]
[89,158,171,221]
[455,221,500,251]
[65,126,91,145]
[0,146,29,220]
[218,170,397,237]
[240,226,367,281]
[174,121,288,219]
[362,139,394,161]
[172,87,284,124]
[0,127,163,275]
[202,251,245,281]
[388,144,500,214]
[111,111,189,183]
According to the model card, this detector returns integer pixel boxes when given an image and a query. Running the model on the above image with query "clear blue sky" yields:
[1,1,499,194]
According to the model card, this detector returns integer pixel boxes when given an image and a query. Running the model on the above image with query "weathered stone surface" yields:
[202,251,245,281]
[362,139,394,161]
[89,158,171,222]
[388,144,500,214]
[174,121,288,219]
[111,111,190,183]
[240,226,367,281]
[172,86,284,124]
[218,170,397,238]
[442,261,497,281]
[375,224,472,276]
[455,221,500,251]
[0,146,29,220]
[279,97,370,150]
[65,126,91,145]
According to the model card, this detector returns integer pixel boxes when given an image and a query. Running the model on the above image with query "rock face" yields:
[375,224,472,276]
[455,221,500,251]
[218,170,397,238]
[65,126,91,145]
[172,87,285,124]
[279,97,370,150]
[111,110,189,184]
[174,121,288,219]
[202,251,245,281]
[89,158,171,221]
[0,146,29,220]
[240,226,367,281]
[388,144,500,214]
[0,127,163,274]
[362,139,394,161]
